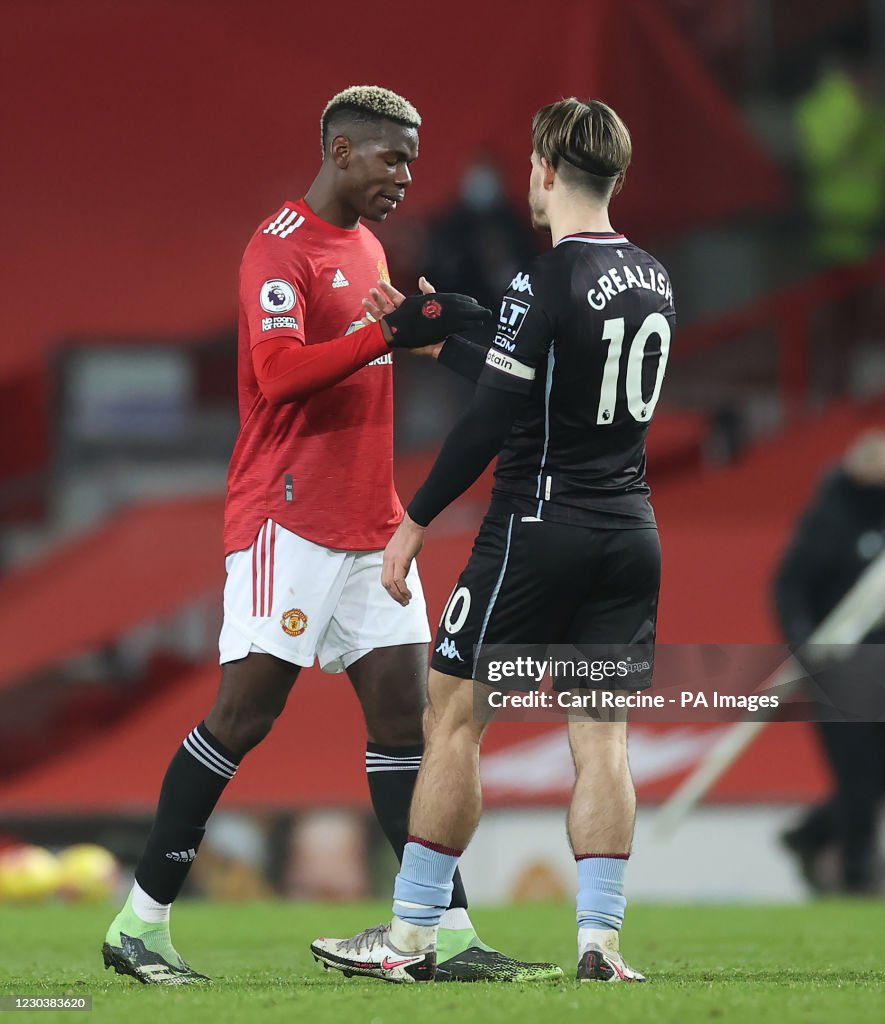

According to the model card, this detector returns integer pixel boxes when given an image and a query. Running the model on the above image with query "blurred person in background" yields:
[424,153,539,310]
[795,46,885,267]
[100,84,555,986]
[774,431,885,895]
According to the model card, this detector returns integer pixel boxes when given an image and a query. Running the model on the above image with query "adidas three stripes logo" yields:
[365,751,423,774]
[263,208,305,238]
[182,728,238,780]
[165,848,197,863]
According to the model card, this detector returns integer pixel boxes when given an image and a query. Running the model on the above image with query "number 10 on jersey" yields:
[597,313,671,425]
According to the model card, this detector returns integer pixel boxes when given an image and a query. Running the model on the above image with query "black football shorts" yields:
[430,513,660,690]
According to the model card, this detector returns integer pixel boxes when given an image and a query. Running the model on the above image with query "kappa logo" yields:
[332,269,350,289]
[165,848,197,863]
[510,272,533,295]
[281,608,308,637]
[435,637,464,661]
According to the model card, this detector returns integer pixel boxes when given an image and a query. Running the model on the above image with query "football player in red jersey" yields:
[102,85,559,985]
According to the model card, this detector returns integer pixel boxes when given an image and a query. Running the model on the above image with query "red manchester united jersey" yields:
[224,199,402,554]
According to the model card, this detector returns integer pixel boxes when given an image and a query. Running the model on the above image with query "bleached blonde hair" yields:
[321,86,421,152]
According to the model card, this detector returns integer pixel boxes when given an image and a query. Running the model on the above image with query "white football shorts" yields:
[218,519,430,673]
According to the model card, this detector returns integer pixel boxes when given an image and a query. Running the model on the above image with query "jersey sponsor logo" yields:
[435,637,464,661]
[332,268,350,288]
[281,608,308,637]
[263,208,305,238]
[261,315,299,332]
[485,347,535,381]
[260,279,297,313]
[510,271,533,295]
[368,353,393,366]
[496,297,530,351]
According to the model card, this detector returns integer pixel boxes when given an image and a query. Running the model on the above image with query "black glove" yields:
[383,293,492,349]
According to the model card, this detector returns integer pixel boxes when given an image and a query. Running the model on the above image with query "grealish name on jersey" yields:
[587,264,673,311]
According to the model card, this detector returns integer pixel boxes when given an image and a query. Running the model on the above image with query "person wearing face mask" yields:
[424,153,540,312]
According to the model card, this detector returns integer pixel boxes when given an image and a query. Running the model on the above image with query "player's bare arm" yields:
[381,513,425,605]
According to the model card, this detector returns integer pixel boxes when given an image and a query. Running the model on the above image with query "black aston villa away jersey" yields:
[480,232,676,529]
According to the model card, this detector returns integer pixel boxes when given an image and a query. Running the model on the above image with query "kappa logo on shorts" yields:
[435,637,464,661]
[281,608,308,637]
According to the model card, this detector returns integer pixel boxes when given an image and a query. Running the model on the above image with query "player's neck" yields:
[303,177,361,230]
[548,202,614,246]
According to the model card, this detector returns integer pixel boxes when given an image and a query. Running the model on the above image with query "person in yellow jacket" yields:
[796,58,885,265]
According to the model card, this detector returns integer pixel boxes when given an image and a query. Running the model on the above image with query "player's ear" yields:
[330,134,351,168]
[541,157,556,190]
[611,170,627,196]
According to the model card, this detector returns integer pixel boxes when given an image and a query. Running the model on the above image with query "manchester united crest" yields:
[281,608,308,637]
[422,298,442,319]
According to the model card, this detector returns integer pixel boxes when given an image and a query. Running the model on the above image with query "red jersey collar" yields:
[290,197,367,239]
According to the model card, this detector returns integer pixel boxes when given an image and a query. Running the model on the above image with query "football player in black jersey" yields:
[312,98,674,984]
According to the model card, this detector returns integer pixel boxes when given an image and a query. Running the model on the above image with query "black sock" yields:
[134,722,240,904]
[365,742,468,912]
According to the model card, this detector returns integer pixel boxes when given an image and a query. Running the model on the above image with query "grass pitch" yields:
[0,901,882,1023]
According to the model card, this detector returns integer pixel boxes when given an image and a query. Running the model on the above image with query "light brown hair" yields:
[531,98,632,199]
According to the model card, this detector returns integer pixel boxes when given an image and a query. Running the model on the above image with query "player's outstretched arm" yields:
[408,385,524,524]
[254,288,490,405]
[251,322,392,405]
[381,384,525,605]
